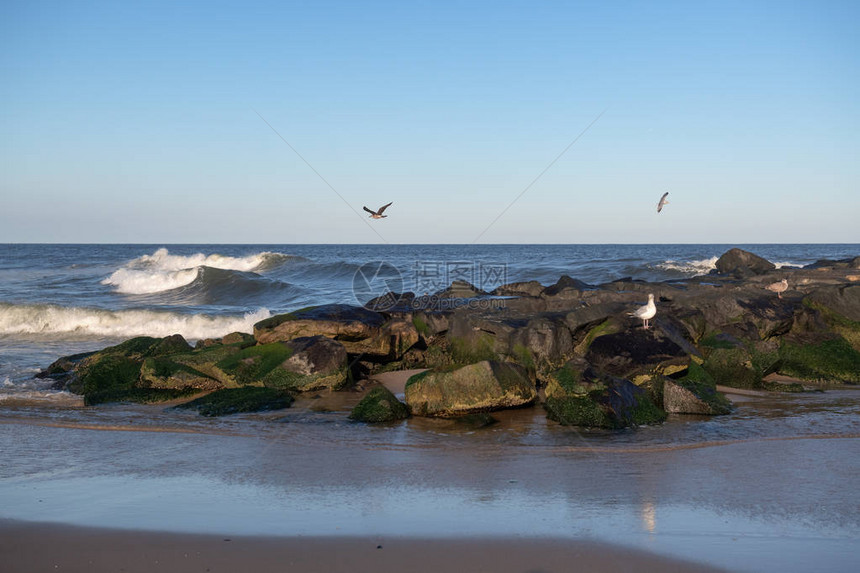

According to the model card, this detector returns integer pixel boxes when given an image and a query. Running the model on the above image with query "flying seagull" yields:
[629,293,657,330]
[363,202,393,219]
[765,278,788,299]
[657,192,669,213]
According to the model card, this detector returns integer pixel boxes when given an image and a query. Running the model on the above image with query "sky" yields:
[1,0,858,244]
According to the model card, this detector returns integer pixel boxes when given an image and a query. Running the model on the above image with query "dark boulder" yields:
[492,281,545,297]
[175,387,294,417]
[254,304,417,359]
[543,360,666,428]
[714,248,776,278]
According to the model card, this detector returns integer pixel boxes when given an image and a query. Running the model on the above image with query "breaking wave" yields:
[0,303,271,340]
[102,248,302,295]
[655,256,719,276]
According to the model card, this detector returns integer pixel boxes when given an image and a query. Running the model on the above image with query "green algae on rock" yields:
[349,386,409,423]
[405,360,535,417]
[544,361,666,428]
[175,387,294,417]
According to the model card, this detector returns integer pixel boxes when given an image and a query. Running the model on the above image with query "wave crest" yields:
[102,248,300,295]
[655,256,718,276]
[0,303,270,340]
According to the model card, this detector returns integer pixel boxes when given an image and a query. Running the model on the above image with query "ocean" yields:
[2,243,860,572]
[1,243,859,398]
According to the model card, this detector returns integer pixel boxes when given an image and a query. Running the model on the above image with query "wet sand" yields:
[2,388,860,572]
[0,521,726,573]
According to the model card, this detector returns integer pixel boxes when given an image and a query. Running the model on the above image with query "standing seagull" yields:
[657,192,670,213]
[765,278,789,299]
[629,293,657,330]
[363,202,393,219]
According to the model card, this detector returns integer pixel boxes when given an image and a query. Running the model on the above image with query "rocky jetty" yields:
[40,248,860,426]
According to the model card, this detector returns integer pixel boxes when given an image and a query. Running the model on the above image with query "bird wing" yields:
[660,192,669,201]
[363,206,376,215]
[377,202,393,214]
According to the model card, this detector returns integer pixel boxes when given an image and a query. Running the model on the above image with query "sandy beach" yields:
[0,521,726,573]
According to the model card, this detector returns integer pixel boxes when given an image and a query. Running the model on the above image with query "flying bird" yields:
[657,192,669,213]
[363,202,393,219]
[629,293,657,330]
[765,278,788,299]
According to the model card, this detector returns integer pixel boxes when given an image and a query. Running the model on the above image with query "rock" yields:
[254,304,384,343]
[662,377,733,415]
[175,387,294,417]
[36,351,95,389]
[433,280,488,299]
[777,336,860,383]
[492,281,545,297]
[277,336,350,391]
[804,285,860,322]
[349,386,410,423]
[191,338,350,392]
[69,336,200,404]
[221,332,257,346]
[542,275,594,297]
[140,357,222,392]
[404,361,535,417]
[452,412,499,429]
[696,336,780,390]
[508,315,574,372]
[543,360,666,428]
[253,304,417,359]
[364,291,415,311]
[584,323,688,379]
[714,248,776,278]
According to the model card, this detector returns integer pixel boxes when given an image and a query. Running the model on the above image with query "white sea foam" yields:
[773,261,801,269]
[130,248,278,272]
[656,256,719,276]
[102,267,202,294]
[101,248,290,294]
[0,304,271,340]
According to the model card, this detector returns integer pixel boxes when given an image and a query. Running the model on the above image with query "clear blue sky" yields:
[1,0,857,243]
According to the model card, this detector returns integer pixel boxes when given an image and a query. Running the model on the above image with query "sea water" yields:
[1,243,860,572]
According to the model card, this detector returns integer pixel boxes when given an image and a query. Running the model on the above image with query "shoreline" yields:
[0,520,727,573]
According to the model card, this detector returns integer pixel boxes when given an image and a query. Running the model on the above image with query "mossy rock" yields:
[544,392,613,427]
[140,357,221,391]
[215,342,295,385]
[405,360,535,417]
[349,386,410,423]
[84,387,199,406]
[448,333,498,365]
[762,380,807,393]
[169,344,245,384]
[175,387,294,417]
[777,337,860,383]
[544,362,666,428]
[701,346,763,389]
[149,334,193,357]
[74,354,143,399]
[544,360,596,398]
[662,376,733,415]
[573,318,621,355]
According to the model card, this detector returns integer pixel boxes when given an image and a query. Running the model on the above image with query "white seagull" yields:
[629,293,657,330]
[657,192,669,213]
[363,202,393,219]
[765,278,788,299]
